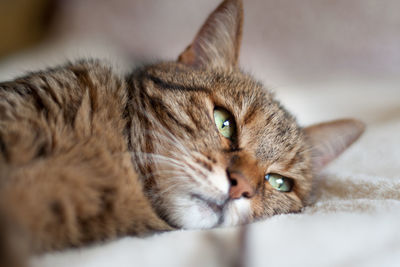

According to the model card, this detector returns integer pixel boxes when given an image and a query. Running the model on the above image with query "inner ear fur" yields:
[304,119,366,173]
[178,0,243,70]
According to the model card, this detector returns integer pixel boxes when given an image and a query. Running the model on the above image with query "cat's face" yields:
[130,0,364,229]
[135,64,311,228]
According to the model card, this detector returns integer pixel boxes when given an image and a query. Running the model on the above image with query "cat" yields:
[0,0,365,266]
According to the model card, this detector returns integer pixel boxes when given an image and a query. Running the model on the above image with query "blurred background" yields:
[2,0,400,79]
[0,0,399,125]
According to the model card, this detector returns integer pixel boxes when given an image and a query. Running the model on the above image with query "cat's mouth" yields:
[169,193,251,229]
[189,193,250,228]
[190,193,226,215]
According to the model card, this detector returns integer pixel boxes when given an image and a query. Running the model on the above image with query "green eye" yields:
[265,173,293,192]
[213,108,235,139]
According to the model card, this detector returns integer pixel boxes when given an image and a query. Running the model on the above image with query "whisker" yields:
[157,177,194,196]
[140,169,190,180]
[131,151,188,169]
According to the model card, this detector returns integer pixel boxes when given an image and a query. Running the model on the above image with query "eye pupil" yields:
[222,120,230,128]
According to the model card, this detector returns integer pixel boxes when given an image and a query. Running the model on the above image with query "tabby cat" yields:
[0,0,364,266]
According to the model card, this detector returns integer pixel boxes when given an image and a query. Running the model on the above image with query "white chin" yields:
[168,196,220,229]
[169,197,251,229]
[178,205,220,229]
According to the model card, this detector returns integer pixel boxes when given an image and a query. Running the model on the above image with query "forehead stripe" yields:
[145,74,210,93]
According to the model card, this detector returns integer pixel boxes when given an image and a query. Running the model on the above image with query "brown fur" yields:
[0,61,172,253]
[0,0,364,266]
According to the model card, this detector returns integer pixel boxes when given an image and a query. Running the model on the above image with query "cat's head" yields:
[130,0,365,229]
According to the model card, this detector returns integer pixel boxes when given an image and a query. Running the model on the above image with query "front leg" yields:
[0,142,171,266]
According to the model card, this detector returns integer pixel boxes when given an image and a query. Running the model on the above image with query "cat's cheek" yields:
[248,195,268,220]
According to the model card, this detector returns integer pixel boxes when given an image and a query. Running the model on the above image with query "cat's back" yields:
[0,59,129,165]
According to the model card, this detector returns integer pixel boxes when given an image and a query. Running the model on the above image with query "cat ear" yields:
[178,0,243,69]
[304,119,366,172]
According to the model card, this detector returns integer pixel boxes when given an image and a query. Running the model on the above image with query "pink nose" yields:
[228,172,255,199]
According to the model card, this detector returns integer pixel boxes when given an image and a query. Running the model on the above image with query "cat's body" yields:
[0,0,364,266]
[0,61,172,254]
